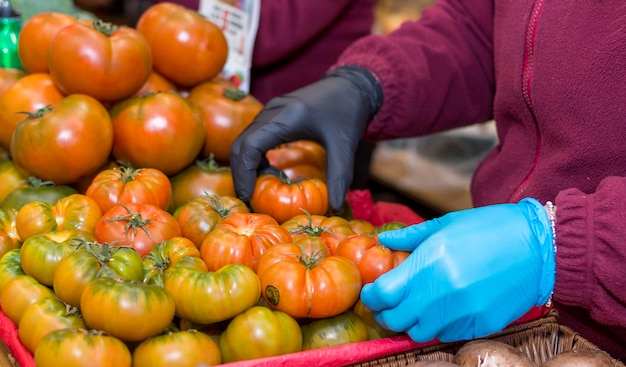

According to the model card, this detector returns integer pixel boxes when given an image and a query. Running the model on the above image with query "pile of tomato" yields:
[0,2,412,366]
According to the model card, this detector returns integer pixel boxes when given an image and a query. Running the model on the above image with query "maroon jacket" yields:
[335,0,626,358]
[157,0,377,103]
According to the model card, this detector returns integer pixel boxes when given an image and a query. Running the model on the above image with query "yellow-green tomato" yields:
[219,306,302,363]
[80,277,175,342]
[132,330,221,367]
[300,311,369,350]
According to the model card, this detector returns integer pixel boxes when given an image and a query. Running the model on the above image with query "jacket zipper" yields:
[510,0,544,202]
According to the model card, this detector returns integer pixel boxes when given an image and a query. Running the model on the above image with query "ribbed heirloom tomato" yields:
[0,208,20,258]
[10,94,114,185]
[132,330,221,367]
[266,140,327,181]
[0,249,24,293]
[48,20,152,102]
[281,213,356,255]
[136,2,228,87]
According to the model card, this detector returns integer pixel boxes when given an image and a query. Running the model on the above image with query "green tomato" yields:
[300,311,369,350]
[1,176,77,211]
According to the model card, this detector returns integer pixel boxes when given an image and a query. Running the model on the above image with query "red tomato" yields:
[281,213,356,255]
[19,229,95,287]
[0,73,64,150]
[132,330,222,367]
[136,2,228,87]
[110,91,205,176]
[133,70,176,97]
[10,94,113,185]
[169,156,236,211]
[34,328,132,367]
[219,306,302,363]
[200,212,291,272]
[335,233,410,285]
[15,193,102,241]
[266,140,327,181]
[86,166,172,213]
[174,194,249,248]
[81,277,175,342]
[256,243,362,319]
[94,203,182,257]
[163,264,260,325]
[250,174,329,224]
[18,297,86,354]
[187,81,264,164]
[52,241,144,308]
[48,20,152,102]
[17,12,78,74]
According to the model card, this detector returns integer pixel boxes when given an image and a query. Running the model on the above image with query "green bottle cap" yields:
[0,0,22,69]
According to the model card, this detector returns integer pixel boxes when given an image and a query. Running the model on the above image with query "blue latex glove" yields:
[361,198,556,343]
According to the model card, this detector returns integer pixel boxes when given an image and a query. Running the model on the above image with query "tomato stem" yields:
[222,87,247,101]
[92,19,119,37]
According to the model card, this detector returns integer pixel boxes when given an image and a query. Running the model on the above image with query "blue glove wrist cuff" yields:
[521,198,557,306]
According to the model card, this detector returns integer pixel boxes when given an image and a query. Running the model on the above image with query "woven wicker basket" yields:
[349,310,625,367]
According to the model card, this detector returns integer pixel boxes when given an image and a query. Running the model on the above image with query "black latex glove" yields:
[229,65,383,211]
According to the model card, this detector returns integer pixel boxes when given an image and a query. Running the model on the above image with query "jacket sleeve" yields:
[252,0,354,67]
[554,177,626,328]
[333,0,495,141]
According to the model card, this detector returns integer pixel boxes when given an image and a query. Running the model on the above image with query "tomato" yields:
[376,221,408,233]
[300,311,369,350]
[53,241,144,308]
[133,70,176,97]
[110,91,205,176]
[94,203,182,257]
[18,297,85,354]
[136,2,228,87]
[169,156,236,211]
[0,73,64,150]
[0,249,23,293]
[17,12,78,74]
[163,265,260,324]
[1,176,77,211]
[15,194,102,241]
[188,81,264,164]
[86,166,172,213]
[353,298,402,340]
[81,277,175,342]
[142,237,202,287]
[0,67,25,96]
[34,328,132,367]
[48,20,152,102]
[0,159,27,204]
[349,219,377,235]
[281,213,356,255]
[219,306,302,363]
[0,274,56,325]
[266,140,327,181]
[256,243,362,319]
[335,233,410,285]
[71,160,120,195]
[200,212,291,272]
[0,208,20,259]
[133,330,221,367]
[174,194,249,248]
[10,94,113,185]
[19,229,95,287]
[251,174,329,224]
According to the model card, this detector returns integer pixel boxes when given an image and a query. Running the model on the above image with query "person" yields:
[229,0,626,360]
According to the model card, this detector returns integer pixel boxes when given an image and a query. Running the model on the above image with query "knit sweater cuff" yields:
[553,189,592,307]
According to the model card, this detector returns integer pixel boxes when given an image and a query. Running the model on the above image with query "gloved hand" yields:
[229,65,383,211]
[361,198,556,343]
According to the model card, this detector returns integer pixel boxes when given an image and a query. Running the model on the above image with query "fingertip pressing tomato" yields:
[17,12,78,74]
[48,20,152,102]
[110,91,205,176]
[10,94,114,185]
[86,166,172,214]
[187,81,264,164]
[219,306,302,363]
[136,2,228,87]
[250,173,330,224]
[0,73,65,150]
